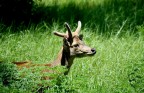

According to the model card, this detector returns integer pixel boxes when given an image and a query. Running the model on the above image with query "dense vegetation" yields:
[0,0,144,92]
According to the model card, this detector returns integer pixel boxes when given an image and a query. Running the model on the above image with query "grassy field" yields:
[0,23,144,93]
[0,0,144,93]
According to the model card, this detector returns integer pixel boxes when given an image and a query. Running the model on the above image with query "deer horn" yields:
[53,31,67,38]
[64,22,73,44]
[75,21,81,35]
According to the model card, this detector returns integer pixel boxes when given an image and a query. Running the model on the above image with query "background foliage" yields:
[0,0,144,32]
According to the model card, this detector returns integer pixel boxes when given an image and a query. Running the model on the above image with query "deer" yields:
[13,21,96,76]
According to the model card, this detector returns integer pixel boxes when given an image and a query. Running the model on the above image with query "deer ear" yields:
[63,38,69,46]
[61,38,70,66]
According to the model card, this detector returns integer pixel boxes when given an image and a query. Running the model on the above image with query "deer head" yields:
[54,21,96,57]
[54,21,96,70]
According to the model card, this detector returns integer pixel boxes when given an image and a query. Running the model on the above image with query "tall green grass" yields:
[0,0,144,92]
[0,22,144,92]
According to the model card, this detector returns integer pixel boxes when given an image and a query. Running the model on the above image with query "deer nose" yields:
[91,48,96,54]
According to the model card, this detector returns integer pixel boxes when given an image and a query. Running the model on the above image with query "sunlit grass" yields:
[0,22,144,92]
[67,31,144,93]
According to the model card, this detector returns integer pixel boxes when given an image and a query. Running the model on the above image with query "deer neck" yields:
[51,47,74,69]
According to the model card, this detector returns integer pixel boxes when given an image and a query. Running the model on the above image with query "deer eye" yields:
[73,44,79,47]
